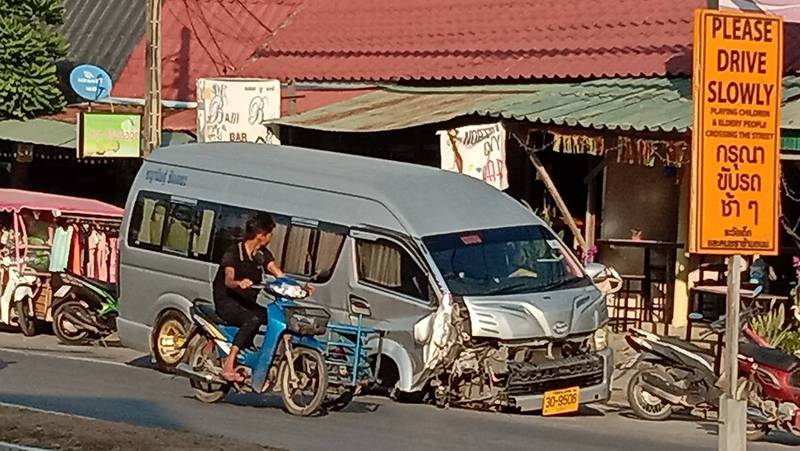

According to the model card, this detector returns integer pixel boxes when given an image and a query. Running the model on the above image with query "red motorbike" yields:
[738,305,800,441]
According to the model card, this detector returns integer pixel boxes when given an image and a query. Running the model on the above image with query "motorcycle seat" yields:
[191,299,234,327]
[740,341,800,372]
[658,335,715,361]
[65,272,118,297]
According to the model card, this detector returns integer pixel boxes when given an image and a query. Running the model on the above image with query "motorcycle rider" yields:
[213,213,313,382]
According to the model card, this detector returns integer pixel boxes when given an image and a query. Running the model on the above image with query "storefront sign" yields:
[720,0,800,23]
[197,78,281,145]
[78,112,142,158]
[439,122,509,191]
[690,9,783,255]
[617,137,689,168]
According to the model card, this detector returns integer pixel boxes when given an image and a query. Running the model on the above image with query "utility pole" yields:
[143,0,162,157]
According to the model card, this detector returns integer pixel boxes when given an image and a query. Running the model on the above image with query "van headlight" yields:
[593,327,608,352]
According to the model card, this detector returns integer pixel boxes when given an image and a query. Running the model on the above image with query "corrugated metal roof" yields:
[240,0,800,82]
[61,0,145,80]
[273,77,800,133]
[0,119,77,148]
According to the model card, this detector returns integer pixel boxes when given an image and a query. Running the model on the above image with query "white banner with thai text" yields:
[720,0,800,23]
[197,78,281,145]
[438,123,508,191]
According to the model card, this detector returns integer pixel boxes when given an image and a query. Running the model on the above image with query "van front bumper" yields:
[508,347,613,412]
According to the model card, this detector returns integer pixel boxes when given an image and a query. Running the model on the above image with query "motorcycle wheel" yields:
[187,335,229,403]
[280,347,329,416]
[52,302,91,345]
[15,297,37,337]
[627,367,674,421]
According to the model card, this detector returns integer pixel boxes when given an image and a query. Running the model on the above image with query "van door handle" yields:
[349,295,372,317]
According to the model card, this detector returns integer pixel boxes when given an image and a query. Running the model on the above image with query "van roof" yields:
[147,143,541,237]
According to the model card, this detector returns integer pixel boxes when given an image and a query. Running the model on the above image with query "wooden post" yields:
[526,150,588,253]
[143,0,162,156]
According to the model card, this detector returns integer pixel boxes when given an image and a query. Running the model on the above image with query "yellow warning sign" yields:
[690,9,783,255]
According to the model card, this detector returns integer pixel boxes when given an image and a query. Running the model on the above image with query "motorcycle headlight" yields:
[593,327,608,352]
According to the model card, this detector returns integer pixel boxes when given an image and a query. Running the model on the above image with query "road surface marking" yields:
[0,347,139,369]
[0,401,98,422]
[0,442,55,451]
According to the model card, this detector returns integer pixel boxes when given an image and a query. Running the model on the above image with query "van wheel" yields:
[152,310,190,372]
[371,355,398,397]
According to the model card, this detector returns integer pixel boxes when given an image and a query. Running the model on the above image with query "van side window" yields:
[128,192,169,249]
[210,205,289,265]
[356,239,429,301]
[191,206,216,258]
[283,224,345,281]
[163,202,194,255]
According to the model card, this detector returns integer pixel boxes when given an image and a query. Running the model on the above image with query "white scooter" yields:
[0,256,41,336]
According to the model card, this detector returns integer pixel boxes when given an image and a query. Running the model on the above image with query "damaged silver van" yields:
[117,142,616,413]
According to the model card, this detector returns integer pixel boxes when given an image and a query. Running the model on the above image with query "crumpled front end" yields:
[413,286,613,412]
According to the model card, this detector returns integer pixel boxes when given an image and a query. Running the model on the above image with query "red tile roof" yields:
[113,0,302,100]
[239,0,800,82]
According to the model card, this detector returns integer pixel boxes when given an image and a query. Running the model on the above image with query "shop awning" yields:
[0,118,195,150]
[0,119,77,148]
[272,76,800,135]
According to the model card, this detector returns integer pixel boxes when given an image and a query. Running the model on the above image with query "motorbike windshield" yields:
[423,225,590,297]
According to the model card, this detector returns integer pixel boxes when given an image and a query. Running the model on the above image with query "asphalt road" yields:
[0,332,797,451]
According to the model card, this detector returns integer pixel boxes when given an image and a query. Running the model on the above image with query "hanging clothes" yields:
[70,227,82,275]
[87,230,100,279]
[48,225,73,272]
[109,237,119,283]
[97,232,110,282]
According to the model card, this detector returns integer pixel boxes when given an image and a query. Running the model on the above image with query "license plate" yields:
[54,285,71,298]
[542,386,580,416]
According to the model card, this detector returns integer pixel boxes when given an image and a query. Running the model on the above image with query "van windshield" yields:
[423,225,589,297]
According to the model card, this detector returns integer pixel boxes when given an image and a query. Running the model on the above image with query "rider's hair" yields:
[245,213,276,240]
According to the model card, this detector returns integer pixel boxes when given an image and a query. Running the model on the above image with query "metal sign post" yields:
[720,255,745,451]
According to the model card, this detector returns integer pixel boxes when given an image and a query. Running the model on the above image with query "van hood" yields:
[461,285,608,340]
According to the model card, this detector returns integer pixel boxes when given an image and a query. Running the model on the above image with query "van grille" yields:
[505,353,605,396]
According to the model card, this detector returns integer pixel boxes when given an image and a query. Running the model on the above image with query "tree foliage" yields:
[0,0,68,120]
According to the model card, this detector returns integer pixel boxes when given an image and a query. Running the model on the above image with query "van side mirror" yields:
[585,263,608,283]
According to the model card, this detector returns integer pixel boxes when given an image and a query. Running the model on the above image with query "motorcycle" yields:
[622,288,767,440]
[738,305,800,441]
[49,271,119,345]
[1,256,43,336]
[176,273,332,416]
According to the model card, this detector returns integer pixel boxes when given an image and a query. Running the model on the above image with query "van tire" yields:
[371,355,399,397]
[151,310,190,373]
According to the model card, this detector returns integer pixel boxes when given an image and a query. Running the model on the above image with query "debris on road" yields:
[0,406,284,451]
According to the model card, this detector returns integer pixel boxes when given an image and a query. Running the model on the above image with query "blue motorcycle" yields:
[176,274,331,416]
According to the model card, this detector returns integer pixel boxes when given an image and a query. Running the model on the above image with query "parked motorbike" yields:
[623,288,767,440]
[1,257,43,336]
[49,272,119,345]
[739,310,800,441]
[176,274,331,416]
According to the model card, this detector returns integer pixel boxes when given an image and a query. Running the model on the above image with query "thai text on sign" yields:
[690,9,783,255]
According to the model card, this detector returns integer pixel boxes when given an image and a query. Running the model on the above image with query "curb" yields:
[0,443,53,451]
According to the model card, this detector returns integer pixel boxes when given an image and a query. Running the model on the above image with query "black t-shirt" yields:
[213,242,275,307]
